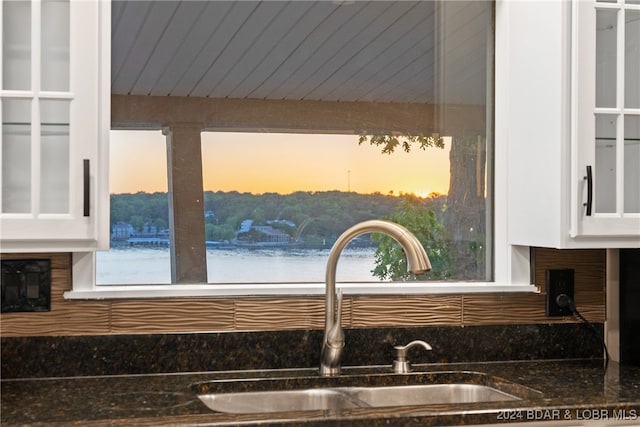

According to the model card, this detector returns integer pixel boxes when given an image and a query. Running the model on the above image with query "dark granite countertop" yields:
[2,359,640,426]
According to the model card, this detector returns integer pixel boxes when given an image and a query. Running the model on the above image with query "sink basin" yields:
[194,372,534,414]
[198,383,519,413]
[348,383,518,407]
[198,388,362,413]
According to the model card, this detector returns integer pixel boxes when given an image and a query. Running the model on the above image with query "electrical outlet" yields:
[1,259,51,313]
[546,269,574,317]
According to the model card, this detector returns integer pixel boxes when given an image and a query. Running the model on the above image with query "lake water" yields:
[96,247,381,285]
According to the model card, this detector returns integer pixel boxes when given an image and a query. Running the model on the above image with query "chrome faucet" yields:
[319,220,432,376]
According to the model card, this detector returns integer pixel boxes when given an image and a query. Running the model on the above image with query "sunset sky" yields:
[109,130,451,197]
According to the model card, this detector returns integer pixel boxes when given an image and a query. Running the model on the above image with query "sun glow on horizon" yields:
[109,131,451,197]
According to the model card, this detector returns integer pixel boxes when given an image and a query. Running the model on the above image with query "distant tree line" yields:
[110,192,170,232]
[110,190,447,246]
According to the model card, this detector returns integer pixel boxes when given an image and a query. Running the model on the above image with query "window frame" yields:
[65,0,538,300]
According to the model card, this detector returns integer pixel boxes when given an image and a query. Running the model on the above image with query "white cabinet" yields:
[573,0,640,238]
[504,0,640,249]
[0,0,110,252]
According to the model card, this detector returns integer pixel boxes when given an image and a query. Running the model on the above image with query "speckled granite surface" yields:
[2,360,639,426]
[1,324,605,378]
[3,324,637,427]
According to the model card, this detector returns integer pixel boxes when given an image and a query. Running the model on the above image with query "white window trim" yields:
[64,282,537,300]
[64,0,538,300]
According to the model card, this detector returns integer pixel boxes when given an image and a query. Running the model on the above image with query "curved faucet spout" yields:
[319,220,432,376]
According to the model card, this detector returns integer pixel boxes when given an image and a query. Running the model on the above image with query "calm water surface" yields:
[96,247,381,285]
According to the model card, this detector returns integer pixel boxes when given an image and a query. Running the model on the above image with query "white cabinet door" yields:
[0,0,109,252]
[504,0,638,248]
[573,0,640,238]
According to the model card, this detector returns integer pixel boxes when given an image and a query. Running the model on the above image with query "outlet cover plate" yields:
[1,259,51,313]
[546,268,574,317]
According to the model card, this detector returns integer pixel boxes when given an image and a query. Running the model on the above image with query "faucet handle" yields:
[393,340,432,373]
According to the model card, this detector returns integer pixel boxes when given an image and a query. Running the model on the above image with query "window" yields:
[70,0,536,297]
[100,130,457,284]
[96,130,169,285]
[199,131,454,282]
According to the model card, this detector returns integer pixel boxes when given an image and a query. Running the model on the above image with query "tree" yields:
[360,132,487,280]
[205,224,235,241]
[370,197,451,281]
[441,134,486,280]
[129,215,144,231]
[358,134,444,154]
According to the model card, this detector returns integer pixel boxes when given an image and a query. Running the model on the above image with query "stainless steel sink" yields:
[198,388,362,414]
[197,383,519,414]
[194,371,541,414]
[348,383,518,407]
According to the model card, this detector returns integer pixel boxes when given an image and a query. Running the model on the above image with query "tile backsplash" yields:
[0,248,605,337]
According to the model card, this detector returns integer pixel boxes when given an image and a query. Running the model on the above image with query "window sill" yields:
[63,282,539,300]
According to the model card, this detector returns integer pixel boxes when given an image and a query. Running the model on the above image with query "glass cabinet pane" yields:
[41,0,70,92]
[625,10,639,108]
[2,1,31,90]
[40,100,69,213]
[1,99,31,213]
[595,114,617,213]
[596,9,617,108]
[624,115,640,213]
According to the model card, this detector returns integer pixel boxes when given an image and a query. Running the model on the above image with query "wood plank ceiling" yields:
[111,1,491,106]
